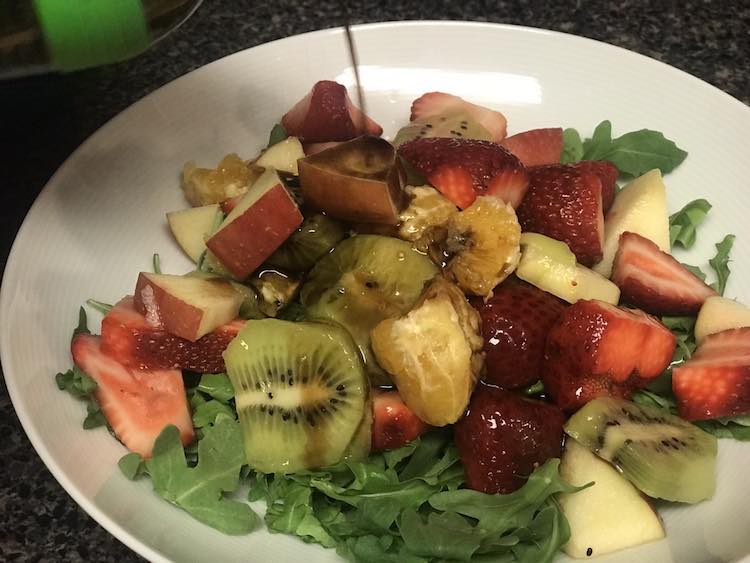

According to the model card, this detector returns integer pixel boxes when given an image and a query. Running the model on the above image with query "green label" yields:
[34,0,149,71]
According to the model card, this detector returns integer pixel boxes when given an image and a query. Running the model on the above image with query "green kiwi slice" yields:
[267,213,346,273]
[300,235,438,385]
[565,397,717,503]
[224,318,368,473]
[392,111,494,147]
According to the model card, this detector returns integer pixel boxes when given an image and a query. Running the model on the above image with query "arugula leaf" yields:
[582,120,613,161]
[682,263,707,281]
[560,128,583,164]
[197,373,235,403]
[56,366,97,397]
[522,380,545,396]
[86,298,113,315]
[74,307,90,336]
[119,452,147,480]
[153,253,162,274]
[709,234,735,295]
[399,509,483,561]
[695,418,750,441]
[576,120,687,176]
[669,199,712,249]
[268,123,288,147]
[146,420,259,534]
[633,389,677,413]
[193,400,236,428]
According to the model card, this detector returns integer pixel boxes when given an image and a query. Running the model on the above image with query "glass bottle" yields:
[0,0,202,79]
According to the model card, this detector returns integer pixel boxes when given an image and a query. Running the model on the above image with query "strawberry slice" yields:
[220,194,242,214]
[471,280,567,389]
[281,80,382,143]
[72,333,194,457]
[101,297,244,373]
[612,231,717,315]
[673,328,750,420]
[397,137,528,208]
[572,160,618,212]
[371,391,429,451]
[517,164,604,266]
[499,128,563,167]
[410,92,508,142]
[455,384,564,493]
[543,299,676,411]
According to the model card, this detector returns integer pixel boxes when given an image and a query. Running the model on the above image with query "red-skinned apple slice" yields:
[134,272,243,341]
[206,168,303,279]
[166,203,221,263]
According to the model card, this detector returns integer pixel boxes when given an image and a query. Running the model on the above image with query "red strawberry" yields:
[410,92,507,142]
[673,328,750,420]
[499,128,563,167]
[517,164,604,266]
[612,232,717,315]
[572,160,618,212]
[543,299,676,411]
[471,280,567,389]
[397,137,528,208]
[72,333,194,457]
[281,80,382,143]
[455,385,565,494]
[101,297,244,373]
[371,391,429,451]
[220,194,242,214]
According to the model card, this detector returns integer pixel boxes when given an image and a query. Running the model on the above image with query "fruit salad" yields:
[56,79,748,562]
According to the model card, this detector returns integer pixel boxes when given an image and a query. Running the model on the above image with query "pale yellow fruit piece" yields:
[559,439,664,559]
[182,153,261,206]
[445,195,521,298]
[594,169,670,278]
[398,186,457,244]
[695,296,750,343]
[370,278,483,426]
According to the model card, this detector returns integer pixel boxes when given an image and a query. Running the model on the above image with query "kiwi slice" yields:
[565,397,717,503]
[224,318,368,473]
[300,235,438,385]
[267,213,346,272]
[392,111,494,147]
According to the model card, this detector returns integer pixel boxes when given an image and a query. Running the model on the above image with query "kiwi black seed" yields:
[224,318,368,473]
[300,234,438,385]
[266,213,346,273]
[565,397,717,503]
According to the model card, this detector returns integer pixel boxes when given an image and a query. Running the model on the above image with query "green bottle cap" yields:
[34,0,149,71]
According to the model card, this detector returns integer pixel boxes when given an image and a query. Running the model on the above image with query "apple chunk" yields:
[134,272,243,341]
[594,169,670,278]
[206,168,303,279]
[255,136,305,175]
[695,296,750,344]
[298,135,406,224]
[558,438,664,559]
[167,203,221,263]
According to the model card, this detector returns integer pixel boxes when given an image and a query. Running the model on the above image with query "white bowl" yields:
[3,21,750,563]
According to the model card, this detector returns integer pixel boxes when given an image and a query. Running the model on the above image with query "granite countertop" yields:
[1,1,748,561]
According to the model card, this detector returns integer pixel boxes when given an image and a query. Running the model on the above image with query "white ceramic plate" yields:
[3,21,750,563]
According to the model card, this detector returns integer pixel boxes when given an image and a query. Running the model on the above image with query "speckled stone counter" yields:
[1,1,748,561]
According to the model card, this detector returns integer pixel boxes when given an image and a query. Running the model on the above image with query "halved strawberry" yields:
[371,391,429,451]
[673,328,750,420]
[499,128,563,167]
[543,299,676,411]
[71,333,194,457]
[397,137,528,208]
[101,297,244,373]
[410,92,508,142]
[572,160,618,212]
[455,384,565,493]
[281,80,382,143]
[220,194,242,214]
[517,164,604,266]
[471,280,567,389]
[612,231,717,315]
